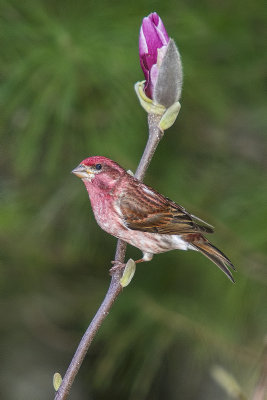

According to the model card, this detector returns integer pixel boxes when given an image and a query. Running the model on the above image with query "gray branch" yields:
[54,113,163,400]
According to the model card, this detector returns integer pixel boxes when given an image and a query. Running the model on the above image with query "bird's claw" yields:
[109,261,126,275]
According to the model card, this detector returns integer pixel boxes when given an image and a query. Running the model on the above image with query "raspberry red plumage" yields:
[72,156,235,282]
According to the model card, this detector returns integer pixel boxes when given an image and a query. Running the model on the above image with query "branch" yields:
[54,113,163,400]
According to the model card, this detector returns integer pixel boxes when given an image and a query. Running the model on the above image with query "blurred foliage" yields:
[0,0,267,399]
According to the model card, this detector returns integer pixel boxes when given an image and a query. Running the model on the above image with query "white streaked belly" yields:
[114,229,190,255]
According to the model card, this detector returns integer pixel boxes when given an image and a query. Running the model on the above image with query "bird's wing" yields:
[118,181,214,235]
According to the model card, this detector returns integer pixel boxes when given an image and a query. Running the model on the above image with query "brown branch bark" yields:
[54,113,163,400]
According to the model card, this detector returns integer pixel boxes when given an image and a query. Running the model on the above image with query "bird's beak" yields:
[72,164,93,179]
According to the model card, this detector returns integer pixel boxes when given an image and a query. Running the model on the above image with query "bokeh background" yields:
[1,0,267,399]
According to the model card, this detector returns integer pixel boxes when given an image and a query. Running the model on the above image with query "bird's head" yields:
[72,156,125,191]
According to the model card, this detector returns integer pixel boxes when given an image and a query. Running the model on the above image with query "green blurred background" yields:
[1,0,266,399]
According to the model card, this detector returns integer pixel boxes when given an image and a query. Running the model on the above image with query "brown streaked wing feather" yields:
[119,181,213,235]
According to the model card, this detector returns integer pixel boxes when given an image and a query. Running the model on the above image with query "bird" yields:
[72,156,235,282]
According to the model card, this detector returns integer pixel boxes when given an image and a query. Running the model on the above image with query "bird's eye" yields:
[95,164,102,171]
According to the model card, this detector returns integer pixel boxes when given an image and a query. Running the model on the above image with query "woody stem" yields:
[54,113,163,400]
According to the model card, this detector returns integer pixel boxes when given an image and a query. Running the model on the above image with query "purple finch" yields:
[72,156,235,282]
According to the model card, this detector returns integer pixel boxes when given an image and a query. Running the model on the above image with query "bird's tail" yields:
[185,234,236,282]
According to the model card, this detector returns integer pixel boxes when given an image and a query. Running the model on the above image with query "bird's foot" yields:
[109,261,126,275]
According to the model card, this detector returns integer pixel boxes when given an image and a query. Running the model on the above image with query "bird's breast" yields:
[89,192,124,236]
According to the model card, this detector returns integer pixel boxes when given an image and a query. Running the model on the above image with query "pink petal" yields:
[139,25,148,56]
[154,14,169,44]
[149,12,159,26]
[139,12,171,99]
[140,17,163,66]
[140,56,149,81]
